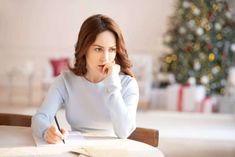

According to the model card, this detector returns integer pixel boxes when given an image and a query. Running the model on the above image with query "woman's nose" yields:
[100,51,109,62]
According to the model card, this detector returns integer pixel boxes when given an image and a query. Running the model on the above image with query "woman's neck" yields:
[84,73,105,83]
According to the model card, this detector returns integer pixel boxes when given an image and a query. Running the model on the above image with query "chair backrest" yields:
[0,113,159,147]
[128,127,159,147]
[0,113,32,127]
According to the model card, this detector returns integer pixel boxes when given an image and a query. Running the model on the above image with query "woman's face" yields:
[86,30,117,76]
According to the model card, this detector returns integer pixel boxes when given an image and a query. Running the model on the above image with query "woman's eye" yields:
[95,48,102,52]
[109,48,116,53]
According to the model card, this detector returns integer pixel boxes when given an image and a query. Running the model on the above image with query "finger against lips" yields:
[102,65,109,74]
[104,67,108,74]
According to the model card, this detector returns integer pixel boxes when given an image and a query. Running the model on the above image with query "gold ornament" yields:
[213,3,219,11]
[201,18,208,27]
[216,33,223,40]
[208,53,215,61]
[208,73,213,80]
[195,18,201,26]
[191,4,196,11]
[172,54,177,61]
[165,56,172,63]
[205,24,211,31]
[194,43,200,51]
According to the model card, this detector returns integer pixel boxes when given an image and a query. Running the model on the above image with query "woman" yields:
[31,14,139,144]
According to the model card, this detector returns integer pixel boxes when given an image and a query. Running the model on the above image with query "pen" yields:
[54,115,65,144]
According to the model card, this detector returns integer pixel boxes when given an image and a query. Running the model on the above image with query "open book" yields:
[33,131,85,147]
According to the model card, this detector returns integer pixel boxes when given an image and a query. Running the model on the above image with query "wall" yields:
[0,0,174,105]
[0,0,174,74]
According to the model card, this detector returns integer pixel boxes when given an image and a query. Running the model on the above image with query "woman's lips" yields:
[98,65,105,68]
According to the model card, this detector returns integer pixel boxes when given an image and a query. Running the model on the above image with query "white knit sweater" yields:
[31,71,139,139]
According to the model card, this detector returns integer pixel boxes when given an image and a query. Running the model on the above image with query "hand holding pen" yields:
[44,116,67,144]
[54,116,65,144]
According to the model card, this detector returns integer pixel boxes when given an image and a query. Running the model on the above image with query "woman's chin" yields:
[97,67,104,73]
[96,68,102,73]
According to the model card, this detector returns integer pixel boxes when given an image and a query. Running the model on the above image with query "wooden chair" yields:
[0,113,159,147]
[0,113,32,127]
[128,127,159,147]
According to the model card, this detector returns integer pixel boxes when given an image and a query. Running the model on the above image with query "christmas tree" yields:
[161,0,235,95]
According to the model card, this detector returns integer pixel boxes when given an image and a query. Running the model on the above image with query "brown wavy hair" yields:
[70,14,134,77]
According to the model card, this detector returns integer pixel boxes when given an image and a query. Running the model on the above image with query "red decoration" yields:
[199,96,211,112]
[50,58,69,76]
[222,51,228,59]
[177,84,190,112]
[199,96,217,113]
[207,43,213,49]
[207,12,214,21]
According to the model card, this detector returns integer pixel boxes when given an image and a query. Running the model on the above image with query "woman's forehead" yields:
[92,31,116,46]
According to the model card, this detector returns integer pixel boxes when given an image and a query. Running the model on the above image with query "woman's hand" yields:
[44,125,67,144]
[102,61,120,76]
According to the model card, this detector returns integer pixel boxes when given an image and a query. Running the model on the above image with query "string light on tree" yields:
[215,23,222,31]
[192,6,200,16]
[182,1,190,9]
[230,44,235,52]
[196,27,204,36]
[201,75,209,84]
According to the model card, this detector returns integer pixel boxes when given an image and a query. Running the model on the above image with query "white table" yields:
[0,126,164,157]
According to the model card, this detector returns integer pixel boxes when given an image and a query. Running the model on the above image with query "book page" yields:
[33,131,85,147]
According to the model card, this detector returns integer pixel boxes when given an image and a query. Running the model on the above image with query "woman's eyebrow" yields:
[92,44,116,48]
[92,44,103,48]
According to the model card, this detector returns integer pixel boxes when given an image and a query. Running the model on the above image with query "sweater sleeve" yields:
[31,76,67,138]
[103,73,139,138]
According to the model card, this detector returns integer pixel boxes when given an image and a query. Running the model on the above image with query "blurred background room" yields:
[0,0,235,157]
